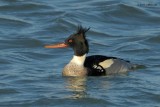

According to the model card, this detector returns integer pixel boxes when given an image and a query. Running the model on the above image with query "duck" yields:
[45,26,137,76]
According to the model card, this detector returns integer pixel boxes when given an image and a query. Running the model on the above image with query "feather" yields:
[76,25,90,35]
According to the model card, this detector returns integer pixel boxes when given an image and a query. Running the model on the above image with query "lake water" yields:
[0,0,160,107]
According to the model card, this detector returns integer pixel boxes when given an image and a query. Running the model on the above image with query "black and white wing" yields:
[84,55,135,76]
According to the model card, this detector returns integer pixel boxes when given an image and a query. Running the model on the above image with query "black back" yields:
[84,55,118,76]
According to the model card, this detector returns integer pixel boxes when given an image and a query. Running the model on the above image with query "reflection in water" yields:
[65,77,87,99]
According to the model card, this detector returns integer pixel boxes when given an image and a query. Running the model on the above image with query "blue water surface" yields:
[0,0,160,107]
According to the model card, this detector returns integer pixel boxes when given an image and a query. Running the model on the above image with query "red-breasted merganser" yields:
[45,26,137,76]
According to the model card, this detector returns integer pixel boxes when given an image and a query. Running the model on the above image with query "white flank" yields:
[99,59,114,68]
[70,54,86,66]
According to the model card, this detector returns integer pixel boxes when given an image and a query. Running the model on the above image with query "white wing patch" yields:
[99,59,114,68]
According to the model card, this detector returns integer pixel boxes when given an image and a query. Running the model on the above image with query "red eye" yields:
[68,39,73,43]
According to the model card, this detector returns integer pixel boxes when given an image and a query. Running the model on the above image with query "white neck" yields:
[70,54,86,66]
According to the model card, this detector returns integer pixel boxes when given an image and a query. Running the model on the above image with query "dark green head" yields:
[65,26,90,56]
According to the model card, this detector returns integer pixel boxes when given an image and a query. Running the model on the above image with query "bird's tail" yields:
[131,63,146,70]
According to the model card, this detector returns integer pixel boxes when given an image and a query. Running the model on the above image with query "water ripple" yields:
[101,3,160,26]
[145,35,160,43]
[0,88,18,95]
[0,2,52,12]
[0,38,43,49]
[0,15,32,28]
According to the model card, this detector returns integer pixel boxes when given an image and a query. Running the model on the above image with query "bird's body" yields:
[45,26,137,76]
[62,54,135,76]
